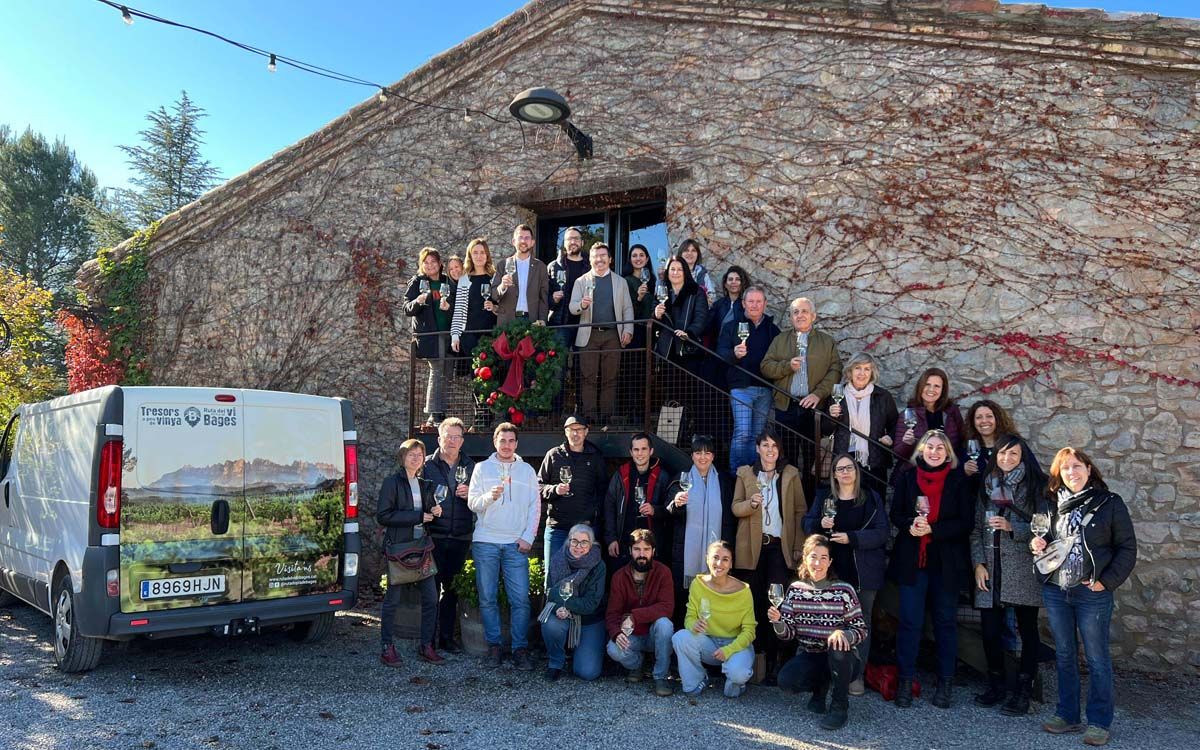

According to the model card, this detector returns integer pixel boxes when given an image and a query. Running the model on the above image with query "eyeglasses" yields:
[834,465,856,474]
[567,539,592,549]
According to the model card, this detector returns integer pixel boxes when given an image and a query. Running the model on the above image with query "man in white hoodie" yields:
[468,422,541,669]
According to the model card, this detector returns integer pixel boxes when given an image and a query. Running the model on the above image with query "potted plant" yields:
[453,557,545,656]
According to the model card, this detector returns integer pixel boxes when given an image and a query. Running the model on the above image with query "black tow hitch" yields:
[213,617,260,636]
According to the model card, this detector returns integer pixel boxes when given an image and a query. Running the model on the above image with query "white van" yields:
[0,385,361,671]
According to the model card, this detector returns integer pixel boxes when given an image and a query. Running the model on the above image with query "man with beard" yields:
[605,529,676,696]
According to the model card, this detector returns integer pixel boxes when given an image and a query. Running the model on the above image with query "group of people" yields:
[378,402,1138,743]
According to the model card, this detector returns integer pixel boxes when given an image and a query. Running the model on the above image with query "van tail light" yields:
[106,569,120,598]
[97,440,123,529]
[344,444,359,519]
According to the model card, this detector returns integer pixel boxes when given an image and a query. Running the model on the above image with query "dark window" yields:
[0,413,19,478]
[535,202,667,277]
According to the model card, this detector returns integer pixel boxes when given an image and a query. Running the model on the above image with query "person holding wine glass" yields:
[732,428,807,684]
[825,352,898,498]
[1032,447,1136,747]
[970,434,1046,716]
[539,524,607,681]
[702,265,752,392]
[404,246,453,428]
[491,224,549,326]
[547,226,589,348]
[537,416,607,564]
[603,433,667,578]
[378,439,444,667]
[569,242,635,422]
[887,429,973,708]
[666,435,736,621]
[676,238,714,301]
[718,286,781,473]
[801,455,888,697]
[421,417,477,654]
[671,540,756,698]
[605,529,676,696]
[653,255,710,373]
[891,367,965,487]
[960,399,1019,494]
[450,238,498,358]
[770,534,868,730]
[623,244,657,343]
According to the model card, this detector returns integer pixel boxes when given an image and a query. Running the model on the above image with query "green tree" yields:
[0,267,64,415]
[118,90,221,226]
[0,126,98,293]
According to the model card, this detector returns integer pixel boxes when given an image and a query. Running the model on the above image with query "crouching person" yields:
[671,540,756,699]
[770,535,867,731]
[541,524,606,681]
[606,529,676,696]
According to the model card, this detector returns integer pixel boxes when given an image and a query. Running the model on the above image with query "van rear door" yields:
[120,389,245,613]
[239,391,344,601]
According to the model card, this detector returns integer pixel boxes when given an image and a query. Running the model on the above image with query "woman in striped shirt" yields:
[768,534,867,731]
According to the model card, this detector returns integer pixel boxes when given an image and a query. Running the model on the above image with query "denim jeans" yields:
[607,617,675,680]
[672,629,755,696]
[543,526,570,571]
[541,616,606,680]
[897,569,959,680]
[380,574,437,647]
[472,541,531,650]
[1043,583,1115,729]
[729,386,772,473]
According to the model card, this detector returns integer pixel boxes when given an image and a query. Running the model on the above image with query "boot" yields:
[807,682,828,714]
[895,679,913,708]
[1001,673,1033,716]
[932,678,953,709]
[820,698,849,730]
[974,670,1007,707]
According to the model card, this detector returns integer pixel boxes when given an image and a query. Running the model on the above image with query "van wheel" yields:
[289,612,334,644]
[52,574,103,673]
[0,588,15,607]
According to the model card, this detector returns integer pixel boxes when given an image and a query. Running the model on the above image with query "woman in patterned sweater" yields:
[769,534,867,731]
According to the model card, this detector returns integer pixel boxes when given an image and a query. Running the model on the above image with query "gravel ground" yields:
[2,600,1196,750]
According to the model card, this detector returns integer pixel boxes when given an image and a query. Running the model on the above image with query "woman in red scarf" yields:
[887,429,973,709]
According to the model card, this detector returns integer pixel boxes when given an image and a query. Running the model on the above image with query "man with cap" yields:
[537,416,609,562]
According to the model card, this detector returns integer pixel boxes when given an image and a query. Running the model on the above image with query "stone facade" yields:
[86,0,1200,670]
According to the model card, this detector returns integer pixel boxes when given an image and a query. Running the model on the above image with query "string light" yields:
[378,87,388,103]
[120,5,133,24]
[267,53,276,73]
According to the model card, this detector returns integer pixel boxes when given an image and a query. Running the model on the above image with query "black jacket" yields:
[664,469,737,578]
[716,314,780,390]
[887,464,974,591]
[537,440,607,530]
[826,386,900,481]
[376,471,434,547]
[803,487,889,591]
[603,459,668,548]
[403,274,450,359]
[547,253,589,328]
[1036,487,1137,591]
[421,449,476,540]
[654,286,709,360]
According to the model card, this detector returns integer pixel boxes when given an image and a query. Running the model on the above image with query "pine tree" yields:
[118,90,221,226]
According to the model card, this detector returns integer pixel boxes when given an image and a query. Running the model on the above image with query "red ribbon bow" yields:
[492,333,536,399]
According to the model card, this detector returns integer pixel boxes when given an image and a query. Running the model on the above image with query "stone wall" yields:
[100,0,1200,670]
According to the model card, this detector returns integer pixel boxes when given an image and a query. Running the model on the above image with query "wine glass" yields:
[795,331,805,351]
[556,270,566,286]
[640,268,649,283]
[1030,513,1051,539]
[823,496,837,520]
[559,580,573,604]
[559,466,573,496]
[621,617,634,638]
[498,462,510,484]
[737,322,750,344]
[480,282,491,299]
[634,485,646,509]
[455,466,468,486]
[419,279,430,295]
[916,495,930,519]
[832,383,845,406]
[506,257,516,275]
[768,583,785,608]
[698,598,712,622]
[984,509,997,547]
[678,472,692,492]
[967,439,981,462]
[434,485,448,506]
[904,407,918,430]
[656,287,669,305]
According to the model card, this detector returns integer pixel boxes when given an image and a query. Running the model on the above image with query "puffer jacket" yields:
[1035,486,1137,592]
[376,471,434,547]
[421,449,476,540]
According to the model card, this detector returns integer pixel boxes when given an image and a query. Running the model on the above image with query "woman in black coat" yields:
[377,439,443,666]
[825,351,898,497]
[404,247,453,426]
[887,429,974,709]
[653,255,710,432]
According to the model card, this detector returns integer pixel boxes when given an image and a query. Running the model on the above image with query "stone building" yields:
[87,0,1200,670]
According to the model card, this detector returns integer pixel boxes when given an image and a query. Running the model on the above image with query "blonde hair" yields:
[464,238,496,276]
[911,429,959,469]
[418,246,442,271]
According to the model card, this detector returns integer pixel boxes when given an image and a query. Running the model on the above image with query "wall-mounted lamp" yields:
[509,87,593,160]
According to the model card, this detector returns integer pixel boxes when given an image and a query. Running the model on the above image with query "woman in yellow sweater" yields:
[671,540,757,698]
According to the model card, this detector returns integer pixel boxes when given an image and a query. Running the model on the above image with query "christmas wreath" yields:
[470,320,567,424]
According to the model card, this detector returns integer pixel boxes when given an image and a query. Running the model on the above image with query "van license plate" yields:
[140,575,226,600]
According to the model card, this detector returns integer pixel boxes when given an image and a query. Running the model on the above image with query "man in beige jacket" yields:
[569,242,634,421]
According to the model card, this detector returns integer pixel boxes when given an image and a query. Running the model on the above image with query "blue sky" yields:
[2,0,1196,191]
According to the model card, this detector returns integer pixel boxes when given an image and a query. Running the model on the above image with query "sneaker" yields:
[1043,716,1085,734]
[626,668,643,684]
[1083,726,1110,746]
[487,645,503,668]
[512,648,533,671]
[380,644,402,667]
[683,685,705,701]
[654,678,674,697]
[545,667,563,682]
[417,644,445,665]
[724,679,746,698]
[848,677,865,697]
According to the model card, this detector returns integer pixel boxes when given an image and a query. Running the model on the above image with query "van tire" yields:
[289,612,334,644]
[52,574,103,673]
[0,588,16,607]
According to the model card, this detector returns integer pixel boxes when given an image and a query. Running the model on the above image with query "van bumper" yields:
[104,588,357,639]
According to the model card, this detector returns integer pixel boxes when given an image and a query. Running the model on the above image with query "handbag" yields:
[385,536,437,585]
[657,400,686,444]
[1033,510,1095,576]
[864,663,921,701]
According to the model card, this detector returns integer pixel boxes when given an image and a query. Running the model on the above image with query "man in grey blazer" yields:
[570,242,634,420]
[492,224,550,326]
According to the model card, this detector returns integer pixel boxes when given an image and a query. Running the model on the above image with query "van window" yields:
[0,413,18,477]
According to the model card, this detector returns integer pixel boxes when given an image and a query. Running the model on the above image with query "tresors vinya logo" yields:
[184,407,202,427]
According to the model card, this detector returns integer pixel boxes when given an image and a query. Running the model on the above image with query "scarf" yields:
[1054,485,1095,589]
[549,543,602,648]
[683,467,723,580]
[843,382,875,466]
[914,459,950,568]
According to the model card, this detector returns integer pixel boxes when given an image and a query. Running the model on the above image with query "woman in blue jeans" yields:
[541,524,607,681]
[1032,447,1136,747]
[886,429,973,709]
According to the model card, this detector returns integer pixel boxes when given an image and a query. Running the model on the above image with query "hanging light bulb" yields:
[463,109,473,123]
[121,6,134,25]
[267,53,277,73]
[378,87,389,103]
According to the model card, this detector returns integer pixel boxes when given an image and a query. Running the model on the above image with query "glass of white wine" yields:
[419,279,430,295]
[559,580,573,604]
[559,466,573,496]
[832,383,845,406]
[967,439,981,463]
[768,583,785,608]
[480,282,491,299]
[698,598,712,622]
[434,485,447,506]
[455,465,468,486]
[679,472,692,492]
[1031,513,1051,539]
[904,407,918,430]
[916,495,930,519]
[737,322,750,344]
